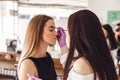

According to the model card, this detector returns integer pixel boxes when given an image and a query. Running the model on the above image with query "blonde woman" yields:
[18,15,57,80]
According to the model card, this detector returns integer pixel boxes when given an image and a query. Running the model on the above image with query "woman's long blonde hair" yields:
[18,15,53,69]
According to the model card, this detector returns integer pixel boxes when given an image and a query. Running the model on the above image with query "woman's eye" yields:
[49,29,54,32]
[49,26,56,32]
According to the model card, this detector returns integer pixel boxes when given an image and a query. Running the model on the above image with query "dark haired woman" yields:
[57,10,118,80]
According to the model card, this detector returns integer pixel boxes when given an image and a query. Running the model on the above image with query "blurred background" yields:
[0,0,120,54]
[0,0,120,79]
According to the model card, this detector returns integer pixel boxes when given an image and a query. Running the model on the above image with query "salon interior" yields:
[0,0,120,79]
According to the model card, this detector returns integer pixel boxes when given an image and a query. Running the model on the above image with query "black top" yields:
[117,36,120,47]
[28,52,57,80]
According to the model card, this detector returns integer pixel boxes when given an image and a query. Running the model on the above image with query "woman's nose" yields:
[55,31,58,36]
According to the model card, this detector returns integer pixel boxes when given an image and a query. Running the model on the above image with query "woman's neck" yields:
[33,42,48,58]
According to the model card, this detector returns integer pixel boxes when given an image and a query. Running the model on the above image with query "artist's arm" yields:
[57,27,68,55]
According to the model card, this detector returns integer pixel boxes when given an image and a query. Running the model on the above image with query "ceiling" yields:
[18,0,88,10]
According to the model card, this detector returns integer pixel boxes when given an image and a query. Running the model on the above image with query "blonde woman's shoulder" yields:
[72,57,94,75]
[18,59,37,80]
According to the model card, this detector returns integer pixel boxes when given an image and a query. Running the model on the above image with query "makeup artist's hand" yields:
[57,27,66,48]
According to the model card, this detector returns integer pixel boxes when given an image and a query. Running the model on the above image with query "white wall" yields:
[54,19,68,29]
[17,5,77,43]
[0,1,18,51]
[88,0,120,24]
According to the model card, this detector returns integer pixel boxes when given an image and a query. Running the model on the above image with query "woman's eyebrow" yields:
[49,26,56,28]
[49,26,68,31]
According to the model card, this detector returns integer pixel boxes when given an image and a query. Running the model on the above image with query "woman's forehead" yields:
[45,20,55,27]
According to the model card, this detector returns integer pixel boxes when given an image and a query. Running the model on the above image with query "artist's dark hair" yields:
[64,10,118,80]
